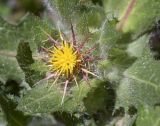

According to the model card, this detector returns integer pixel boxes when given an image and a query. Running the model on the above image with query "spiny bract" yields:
[41,25,99,104]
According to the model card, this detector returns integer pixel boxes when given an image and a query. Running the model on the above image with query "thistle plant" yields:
[41,25,99,104]
[1,0,160,126]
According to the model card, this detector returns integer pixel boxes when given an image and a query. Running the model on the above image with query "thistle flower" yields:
[41,24,99,104]
[50,41,78,77]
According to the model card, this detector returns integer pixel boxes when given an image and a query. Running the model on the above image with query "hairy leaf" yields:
[17,80,100,114]
[117,0,160,35]
[135,106,160,126]
[0,93,30,126]
[16,41,45,87]
[116,46,160,109]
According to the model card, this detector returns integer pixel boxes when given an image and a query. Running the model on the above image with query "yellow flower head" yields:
[50,42,78,77]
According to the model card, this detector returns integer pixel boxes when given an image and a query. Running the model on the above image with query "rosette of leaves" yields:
[1,0,160,126]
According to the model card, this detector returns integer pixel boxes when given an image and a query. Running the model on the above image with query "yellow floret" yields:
[50,42,77,77]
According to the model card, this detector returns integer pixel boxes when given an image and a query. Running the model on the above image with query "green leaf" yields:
[0,14,54,86]
[97,19,135,82]
[0,108,6,126]
[0,15,53,52]
[17,79,100,114]
[30,60,49,75]
[53,0,79,22]
[126,35,149,58]
[53,112,81,126]
[53,0,105,34]
[0,15,52,83]
[76,5,105,33]
[16,42,34,71]
[135,106,160,126]
[98,19,121,45]
[83,80,116,125]
[16,41,45,87]
[125,48,160,88]
[116,46,160,109]
[103,0,128,14]
[117,0,160,34]
[0,93,30,126]
[0,55,24,83]
[116,78,160,110]
[84,81,112,114]
[0,18,25,83]
[0,3,11,16]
